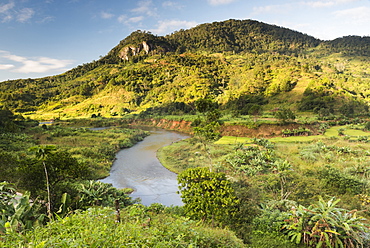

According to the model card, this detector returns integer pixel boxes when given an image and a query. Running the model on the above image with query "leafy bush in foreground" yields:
[253,198,370,248]
[1,206,245,247]
[0,182,45,235]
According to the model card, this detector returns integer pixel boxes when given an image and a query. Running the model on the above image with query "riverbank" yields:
[100,128,189,206]
[26,123,149,179]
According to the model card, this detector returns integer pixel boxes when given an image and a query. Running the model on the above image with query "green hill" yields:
[0,19,369,119]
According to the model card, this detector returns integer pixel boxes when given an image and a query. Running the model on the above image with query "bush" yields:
[318,165,367,195]
[1,206,246,247]
[252,198,370,248]
[282,197,370,247]
[365,121,370,131]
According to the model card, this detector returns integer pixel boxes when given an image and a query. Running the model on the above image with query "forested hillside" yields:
[0,19,369,119]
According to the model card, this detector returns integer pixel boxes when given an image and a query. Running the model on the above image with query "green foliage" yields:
[364,121,370,131]
[252,200,297,233]
[0,151,21,183]
[192,100,222,140]
[178,167,240,226]
[274,108,296,124]
[282,197,370,248]
[223,94,267,116]
[226,146,279,176]
[252,198,370,247]
[318,165,367,195]
[18,150,90,194]
[1,206,246,247]
[323,36,370,56]
[0,182,45,235]
[72,180,135,210]
[139,101,194,116]
[299,141,359,162]
[0,19,370,119]
[281,127,312,137]
[167,19,320,54]
[0,106,20,132]
[248,231,305,248]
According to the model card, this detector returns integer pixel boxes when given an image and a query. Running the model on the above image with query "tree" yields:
[0,106,19,132]
[178,167,239,226]
[29,145,56,219]
[274,108,296,124]
[191,99,222,169]
[23,147,90,217]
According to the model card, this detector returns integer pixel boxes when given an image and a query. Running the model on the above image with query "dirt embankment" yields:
[152,119,193,132]
[130,118,193,133]
[132,118,319,138]
[221,123,319,138]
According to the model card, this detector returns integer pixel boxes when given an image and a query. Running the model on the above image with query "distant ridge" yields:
[166,19,321,53]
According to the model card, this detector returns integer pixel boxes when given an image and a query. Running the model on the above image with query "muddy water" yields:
[100,128,190,206]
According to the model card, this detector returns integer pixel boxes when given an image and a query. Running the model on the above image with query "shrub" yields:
[318,165,367,195]
[0,182,45,235]
[365,121,370,131]
[178,167,239,227]
[253,198,370,248]
[282,197,370,248]
[1,206,246,247]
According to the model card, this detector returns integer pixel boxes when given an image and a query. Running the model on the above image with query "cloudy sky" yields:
[0,0,369,82]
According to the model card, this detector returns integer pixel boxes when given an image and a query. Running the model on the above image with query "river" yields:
[100,128,190,206]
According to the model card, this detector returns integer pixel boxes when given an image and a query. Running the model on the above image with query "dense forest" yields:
[1,19,370,247]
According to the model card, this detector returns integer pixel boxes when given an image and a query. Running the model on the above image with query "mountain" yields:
[166,19,320,53]
[0,19,369,119]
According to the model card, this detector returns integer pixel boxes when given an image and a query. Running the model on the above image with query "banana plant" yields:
[0,183,45,235]
[282,197,370,248]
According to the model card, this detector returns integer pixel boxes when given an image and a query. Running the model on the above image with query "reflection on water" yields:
[100,128,190,206]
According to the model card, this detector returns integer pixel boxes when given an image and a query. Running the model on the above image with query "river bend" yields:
[101,128,189,206]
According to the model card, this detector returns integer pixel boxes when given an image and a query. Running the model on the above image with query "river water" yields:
[100,128,190,206]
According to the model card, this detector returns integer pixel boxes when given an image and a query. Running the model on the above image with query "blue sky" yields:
[1,0,370,82]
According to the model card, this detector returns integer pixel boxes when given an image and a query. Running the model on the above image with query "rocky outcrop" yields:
[119,41,151,61]
[142,41,150,54]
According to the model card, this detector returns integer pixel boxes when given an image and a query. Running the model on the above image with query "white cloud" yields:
[0,64,15,70]
[17,7,34,22]
[127,16,144,23]
[150,20,197,35]
[162,1,184,9]
[117,14,126,23]
[302,0,358,8]
[252,4,292,15]
[0,1,14,13]
[0,1,15,22]
[131,0,157,17]
[0,1,35,23]
[38,16,54,23]
[101,11,114,19]
[334,6,370,23]
[207,0,237,6]
[0,51,73,74]
[118,14,144,24]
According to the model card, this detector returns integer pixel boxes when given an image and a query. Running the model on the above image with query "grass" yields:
[215,136,252,145]
[158,138,234,174]
[343,128,370,137]
[215,125,370,145]
[26,125,148,179]
[1,206,245,248]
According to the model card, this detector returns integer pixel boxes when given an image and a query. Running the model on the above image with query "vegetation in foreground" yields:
[1,204,245,248]
[157,102,370,247]
[1,18,370,247]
